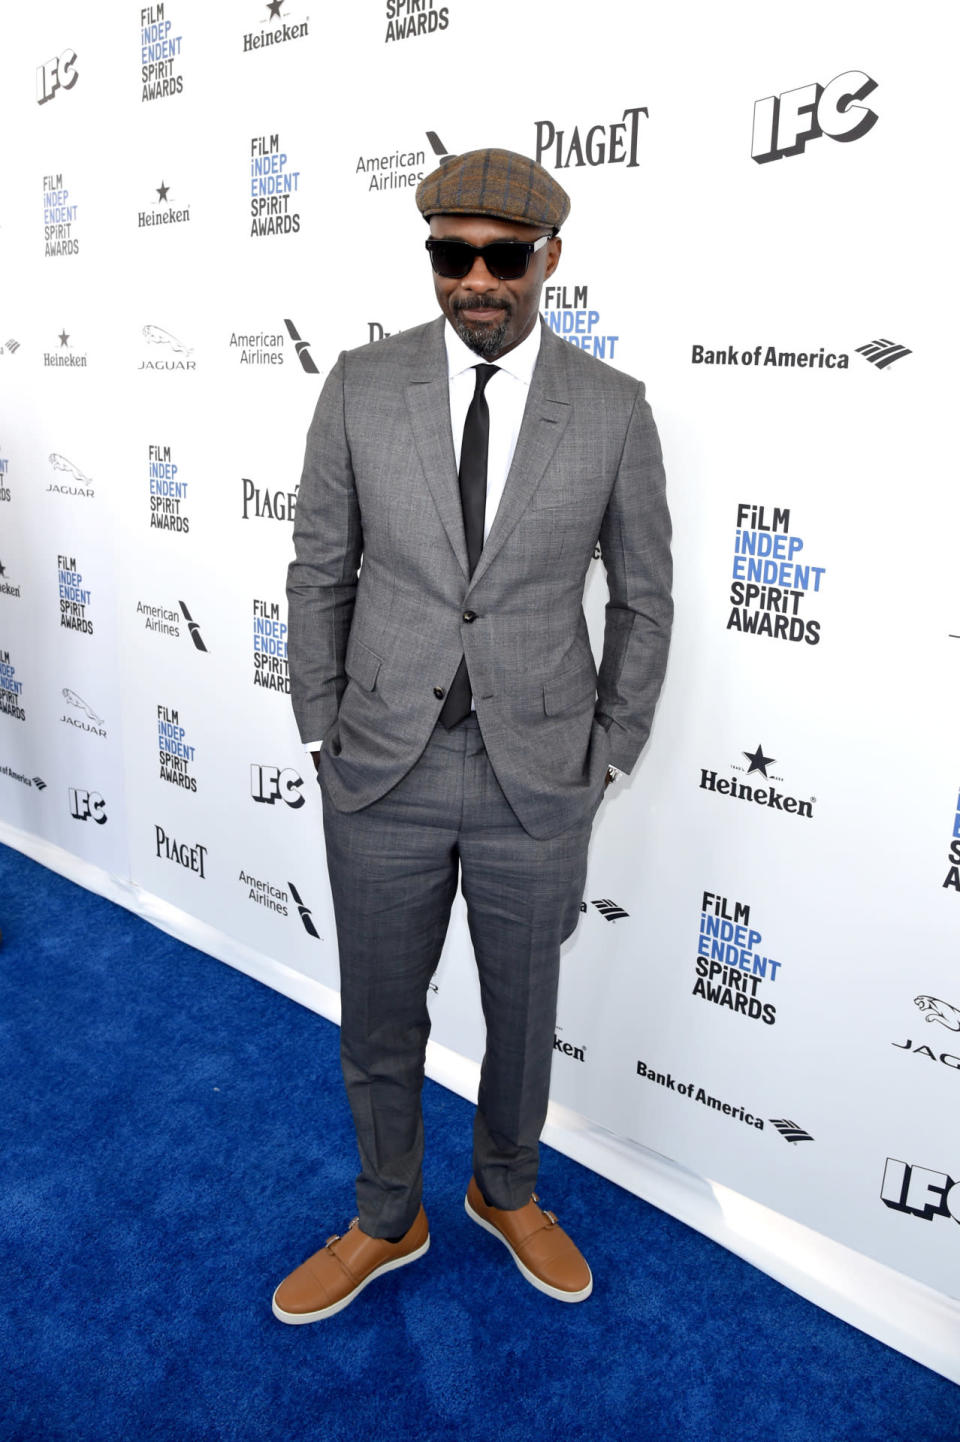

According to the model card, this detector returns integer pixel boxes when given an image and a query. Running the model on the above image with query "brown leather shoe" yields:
[464,1177,592,1302]
[271,1206,429,1324]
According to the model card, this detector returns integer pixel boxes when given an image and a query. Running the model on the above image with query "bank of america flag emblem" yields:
[856,338,912,370]
[591,898,629,922]
[769,1119,814,1144]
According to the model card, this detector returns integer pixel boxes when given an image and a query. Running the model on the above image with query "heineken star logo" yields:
[742,744,775,778]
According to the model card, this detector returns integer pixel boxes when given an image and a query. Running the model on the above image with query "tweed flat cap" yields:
[416,148,570,230]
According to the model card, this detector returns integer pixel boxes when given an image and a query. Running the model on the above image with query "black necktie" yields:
[439,363,498,729]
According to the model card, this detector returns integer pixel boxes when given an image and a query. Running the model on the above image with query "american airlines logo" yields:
[179,600,207,651]
[283,319,318,374]
[856,338,912,371]
[288,881,319,938]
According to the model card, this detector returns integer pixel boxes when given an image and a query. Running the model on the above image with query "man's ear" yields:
[544,236,562,280]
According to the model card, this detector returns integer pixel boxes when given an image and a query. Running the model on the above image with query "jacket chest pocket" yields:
[512,501,599,562]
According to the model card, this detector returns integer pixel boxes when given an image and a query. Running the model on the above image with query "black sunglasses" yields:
[425,234,550,281]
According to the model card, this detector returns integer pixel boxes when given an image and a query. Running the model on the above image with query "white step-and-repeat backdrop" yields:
[2,0,958,1375]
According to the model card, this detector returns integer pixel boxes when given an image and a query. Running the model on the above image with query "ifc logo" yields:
[752,71,877,163]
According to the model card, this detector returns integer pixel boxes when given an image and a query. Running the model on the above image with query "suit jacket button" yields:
[462,610,477,623]
[433,686,445,699]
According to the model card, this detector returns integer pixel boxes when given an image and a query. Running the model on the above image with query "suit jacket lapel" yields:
[405,317,469,578]
[468,323,571,592]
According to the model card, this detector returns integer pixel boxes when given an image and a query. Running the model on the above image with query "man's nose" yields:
[460,254,498,291]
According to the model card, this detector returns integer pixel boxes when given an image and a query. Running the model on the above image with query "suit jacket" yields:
[287,316,672,840]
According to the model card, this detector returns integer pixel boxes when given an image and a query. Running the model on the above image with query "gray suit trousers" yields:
[320,716,597,1238]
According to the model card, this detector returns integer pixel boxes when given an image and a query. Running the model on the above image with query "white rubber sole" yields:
[464,1195,593,1303]
[271,1233,430,1324]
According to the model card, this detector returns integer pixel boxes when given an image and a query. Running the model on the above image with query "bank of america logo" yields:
[4,339,20,354]
[283,319,318,374]
[592,897,629,922]
[769,1118,814,1144]
[856,338,912,370]
[32,776,47,791]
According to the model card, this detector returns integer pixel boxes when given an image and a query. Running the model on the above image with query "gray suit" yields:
[287,316,671,1233]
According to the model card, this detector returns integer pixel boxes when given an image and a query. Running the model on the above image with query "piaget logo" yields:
[242,476,297,521]
[155,824,207,876]
[535,107,649,169]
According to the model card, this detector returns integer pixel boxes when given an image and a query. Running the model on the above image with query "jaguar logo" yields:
[915,995,960,1033]
[143,324,193,356]
[49,452,92,483]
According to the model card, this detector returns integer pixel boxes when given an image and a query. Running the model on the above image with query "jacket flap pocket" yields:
[543,658,596,717]
[345,637,382,692]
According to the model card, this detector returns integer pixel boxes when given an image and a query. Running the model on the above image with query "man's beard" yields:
[451,297,511,359]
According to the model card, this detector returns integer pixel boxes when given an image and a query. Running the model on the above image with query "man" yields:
[275,148,672,1323]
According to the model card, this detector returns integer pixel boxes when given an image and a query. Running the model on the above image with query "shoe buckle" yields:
[325,1219,358,1249]
[531,1192,557,1225]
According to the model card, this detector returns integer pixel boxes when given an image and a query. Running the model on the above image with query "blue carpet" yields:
[1,842,957,1442]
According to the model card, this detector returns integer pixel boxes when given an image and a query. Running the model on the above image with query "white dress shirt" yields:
[305,319,542,753]
[444,317,541,542]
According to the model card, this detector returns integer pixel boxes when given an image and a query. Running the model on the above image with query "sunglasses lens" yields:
[428,241,473,278]
[483,244,529,280]
[427,240,533,280]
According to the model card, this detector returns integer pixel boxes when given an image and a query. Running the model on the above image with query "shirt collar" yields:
[444,317,542,385]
